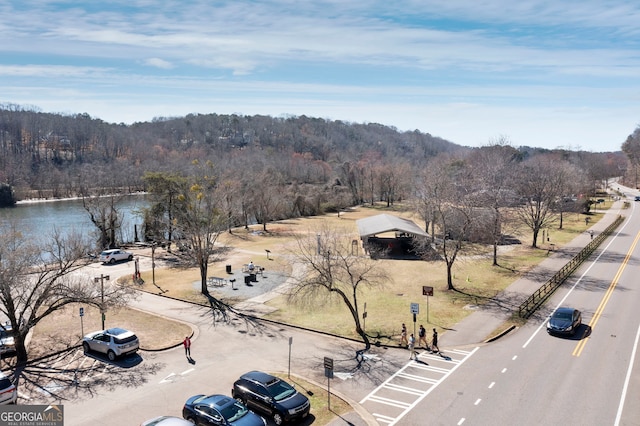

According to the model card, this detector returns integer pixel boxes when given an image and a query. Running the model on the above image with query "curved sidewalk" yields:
[441,196,627,348]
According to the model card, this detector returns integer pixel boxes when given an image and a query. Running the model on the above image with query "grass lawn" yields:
[123,203,607,345]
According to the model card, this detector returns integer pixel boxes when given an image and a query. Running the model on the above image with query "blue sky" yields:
[2,1,639,152]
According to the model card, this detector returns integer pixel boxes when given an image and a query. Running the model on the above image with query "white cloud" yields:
[143,58,174,69]
[1,1,640,151]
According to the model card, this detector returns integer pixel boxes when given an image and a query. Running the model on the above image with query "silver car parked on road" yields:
[82,327,139,361]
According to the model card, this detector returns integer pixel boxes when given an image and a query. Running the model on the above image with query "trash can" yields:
[244,275,251,285]
[226,264,232,274]
[250,273,257,282]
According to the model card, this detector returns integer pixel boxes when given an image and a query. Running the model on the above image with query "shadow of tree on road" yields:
[10,349,164,404]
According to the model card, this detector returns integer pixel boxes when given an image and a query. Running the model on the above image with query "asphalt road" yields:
[19,188,640,426]
[393,194,640,426]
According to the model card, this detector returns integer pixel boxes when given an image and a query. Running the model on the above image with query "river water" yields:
[0,195,149,249]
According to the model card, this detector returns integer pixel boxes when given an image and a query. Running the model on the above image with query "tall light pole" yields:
[94,274,110,330]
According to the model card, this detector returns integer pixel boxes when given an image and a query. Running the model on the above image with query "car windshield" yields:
[267,379,296,401]
[553,311,572,320]
[220,401,248,422]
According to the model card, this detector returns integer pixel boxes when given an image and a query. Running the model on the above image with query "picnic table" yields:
[207,277,226,287]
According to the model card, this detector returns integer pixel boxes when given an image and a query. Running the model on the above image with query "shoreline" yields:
[15,192,148,205]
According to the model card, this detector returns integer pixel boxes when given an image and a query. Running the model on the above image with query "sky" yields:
[1,1,639,152]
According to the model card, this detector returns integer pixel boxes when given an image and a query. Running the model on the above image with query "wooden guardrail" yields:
[517,215,624,319]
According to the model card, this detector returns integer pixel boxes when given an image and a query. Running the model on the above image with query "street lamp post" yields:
[94,274,110,330]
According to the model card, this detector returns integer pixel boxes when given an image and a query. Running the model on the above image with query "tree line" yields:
[0,103,635,367]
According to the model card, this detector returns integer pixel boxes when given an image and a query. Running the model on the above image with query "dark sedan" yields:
[547,307,582,336]
[183,394,266,426]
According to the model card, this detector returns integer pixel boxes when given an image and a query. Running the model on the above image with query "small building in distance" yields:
[356,214,429,259]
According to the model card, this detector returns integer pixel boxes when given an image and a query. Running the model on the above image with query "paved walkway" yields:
[129,192,629,426]
[441,193,627,348]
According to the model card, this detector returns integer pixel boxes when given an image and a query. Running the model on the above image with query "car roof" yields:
[105,327,133,336]
[240,370,278,384]
[200,394,234,408]
[555,307,577,314]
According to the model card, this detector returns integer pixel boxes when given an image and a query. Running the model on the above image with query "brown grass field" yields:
[126,202,606,346]
[26,201,612,358]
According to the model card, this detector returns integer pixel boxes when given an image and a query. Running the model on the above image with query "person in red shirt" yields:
[183,336,191,357]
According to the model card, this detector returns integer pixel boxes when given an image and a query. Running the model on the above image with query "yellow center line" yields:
[573,230,640,357]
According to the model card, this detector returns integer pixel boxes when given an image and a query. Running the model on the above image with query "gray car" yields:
[547,307,582,336]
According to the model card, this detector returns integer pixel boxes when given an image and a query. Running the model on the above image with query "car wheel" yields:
[185,417,196,424]
[273,412,284,426]
[107,350,116,361]
[109,258,116,264]
[82,342,90,353]
[127,255,133,261]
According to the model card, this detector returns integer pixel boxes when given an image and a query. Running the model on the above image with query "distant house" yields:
[356,214,429,259]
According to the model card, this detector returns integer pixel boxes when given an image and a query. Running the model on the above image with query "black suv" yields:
[232,371,310,425]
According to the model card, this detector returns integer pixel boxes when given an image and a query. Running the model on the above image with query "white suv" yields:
[0,373,17,405]
[82,328,139,361]
[99,249,134,264]
[0,323,15,355]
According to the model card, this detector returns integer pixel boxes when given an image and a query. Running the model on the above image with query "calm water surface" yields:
[0,195,149,247]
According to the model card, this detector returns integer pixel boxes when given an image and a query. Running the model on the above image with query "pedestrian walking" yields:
[183,336,191,357]
[418,325,428,349]
[589,230,594,240]
[408,334,417,360]
[400,323,408,347]
[431,328,439,353]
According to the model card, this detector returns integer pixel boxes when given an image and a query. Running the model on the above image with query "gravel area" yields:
[191,266,287,300]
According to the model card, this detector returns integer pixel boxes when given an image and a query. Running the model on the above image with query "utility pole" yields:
[94,274,110,330]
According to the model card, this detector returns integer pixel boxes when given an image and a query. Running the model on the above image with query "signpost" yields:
[410,303,419,336]
[324,357,334,410]
[422,286,434,322]
[79,307,84,337]
[288,337,293,378]
[362,302,367,334]
[94,274,110,329]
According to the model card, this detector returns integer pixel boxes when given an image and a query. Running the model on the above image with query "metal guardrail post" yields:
[518,215,623,319]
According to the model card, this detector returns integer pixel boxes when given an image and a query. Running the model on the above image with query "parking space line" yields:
[372,412,395,424]
[383,383,427,396]
[367,395,412,409]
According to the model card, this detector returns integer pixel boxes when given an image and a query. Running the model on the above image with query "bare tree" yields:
[81,192,125,249]
[143,171,186,249]
[415,154,476,290]
[172,161,225,300]
[622,127,640,188]
[286,224,389,361]
[514,155,565,248]
[251,169,285,232]
[467,142,521,265]
[0,224,134,366]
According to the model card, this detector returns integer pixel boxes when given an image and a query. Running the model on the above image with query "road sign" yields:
[423,286,434,296]
[410,303,419,314]
[324,357,334,370]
